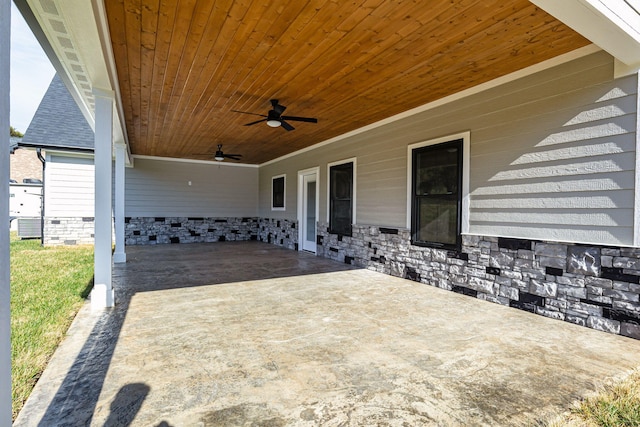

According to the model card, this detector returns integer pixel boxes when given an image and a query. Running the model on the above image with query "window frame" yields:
[271,174,286,211]
[407,132,470,250]
[327,158,356,236]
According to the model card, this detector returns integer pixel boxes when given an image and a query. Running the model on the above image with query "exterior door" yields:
[298,169,318,253]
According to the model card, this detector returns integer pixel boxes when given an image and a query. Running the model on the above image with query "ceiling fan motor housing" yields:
[267,110,281,121]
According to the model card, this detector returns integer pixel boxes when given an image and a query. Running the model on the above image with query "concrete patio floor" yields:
[14,241,640,426]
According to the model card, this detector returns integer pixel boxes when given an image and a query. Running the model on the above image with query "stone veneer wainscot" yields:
[124,217,298,250]
[257,218,298,251]
[125,217,259,244]
[317,223,640,340]
[44,217,95,245]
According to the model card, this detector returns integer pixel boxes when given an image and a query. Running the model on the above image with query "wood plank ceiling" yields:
[105,0,589,164]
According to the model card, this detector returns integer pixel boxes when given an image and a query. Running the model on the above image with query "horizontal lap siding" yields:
[468,54,636,246]
[125,158,258,217]
[259,133,408,227]
[259,51,638,246]
[46,155,95,216]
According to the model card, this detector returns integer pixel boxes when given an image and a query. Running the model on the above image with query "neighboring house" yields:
[8,1,640,341]
[9,136,42,232]
[20,74,96,245]
[10,136,41,182]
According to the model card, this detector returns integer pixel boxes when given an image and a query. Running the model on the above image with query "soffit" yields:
[532,0,640,69]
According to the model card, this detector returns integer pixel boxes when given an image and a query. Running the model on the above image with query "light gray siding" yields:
[45,154,95,217]
[125,158,258,217]
[259,51,638,246]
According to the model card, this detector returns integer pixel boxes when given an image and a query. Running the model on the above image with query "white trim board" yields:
[133,154,259,168]
[260,45,601,168]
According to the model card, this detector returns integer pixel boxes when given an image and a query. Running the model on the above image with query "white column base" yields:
[91,284,115,309]
[113,252,127,264]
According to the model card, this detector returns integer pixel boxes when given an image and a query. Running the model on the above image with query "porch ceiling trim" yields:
[531,0,640,69]
[133,154,259,169]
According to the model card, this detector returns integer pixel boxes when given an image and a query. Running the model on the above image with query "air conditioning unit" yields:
[17,217,41,239]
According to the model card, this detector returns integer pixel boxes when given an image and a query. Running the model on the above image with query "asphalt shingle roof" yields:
[21,74,94,151]
[9,136,21,153]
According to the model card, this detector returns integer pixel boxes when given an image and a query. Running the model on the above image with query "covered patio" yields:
[14,242,640,426]
[3,0,640,424]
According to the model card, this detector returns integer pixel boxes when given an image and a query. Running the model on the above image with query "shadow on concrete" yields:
[27,241,357,426]
[104,383,150,427]
[37,294,125,426]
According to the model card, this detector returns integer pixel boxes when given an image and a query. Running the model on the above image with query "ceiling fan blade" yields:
[281,115,317,123]
[224,154,242,160]
[231,110,267,118]
[244,118,268,126]
[280,120,295,131]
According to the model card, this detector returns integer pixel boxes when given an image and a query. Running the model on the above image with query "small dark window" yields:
[329,162,353,236]
[272,175,285,210]
[411,139,463,250]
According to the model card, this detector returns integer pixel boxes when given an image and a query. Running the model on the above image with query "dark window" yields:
[411,139,463,250]
[329,162,353,236]
[272,175,285,210]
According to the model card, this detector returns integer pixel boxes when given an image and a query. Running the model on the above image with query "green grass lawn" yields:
[546,369,640,427]
[10,232,94,420]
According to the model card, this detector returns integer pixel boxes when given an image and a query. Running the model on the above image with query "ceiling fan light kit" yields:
[266,115,281,127]
[213,144,241,162]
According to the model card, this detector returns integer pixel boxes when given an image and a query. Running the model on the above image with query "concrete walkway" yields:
[15,242,640,426]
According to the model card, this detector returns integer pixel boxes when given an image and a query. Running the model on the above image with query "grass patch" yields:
[10,232,94,420]
[546,369,640,427]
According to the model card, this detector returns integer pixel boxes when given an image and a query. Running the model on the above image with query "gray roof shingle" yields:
[9,136,21,153]
[21,74,94,151]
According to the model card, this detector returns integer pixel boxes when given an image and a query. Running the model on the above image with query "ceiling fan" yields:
[196,144,242,162]
[232,99,318,131]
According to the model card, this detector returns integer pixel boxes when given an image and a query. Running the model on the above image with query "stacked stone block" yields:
[44,217,95,245]
[257,218,298,250]
[316,222,640,340]
[124,217,259,245]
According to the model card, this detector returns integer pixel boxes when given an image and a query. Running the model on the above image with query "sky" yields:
[10,2,55,134]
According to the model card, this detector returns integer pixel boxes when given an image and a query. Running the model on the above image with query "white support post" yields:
[0,0,11,421]
[113,143,126,263]
[92,88,115,308]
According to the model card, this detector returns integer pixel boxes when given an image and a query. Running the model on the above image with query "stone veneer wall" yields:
[124,217,300,248]
[257,218,298,251]
[44,217,95,245]
[125,217,259,245]
[317,222,640,340]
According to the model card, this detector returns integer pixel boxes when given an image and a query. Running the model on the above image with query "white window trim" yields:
[406,131,470,235]
[271,174,286,211]
[327,157,357,229]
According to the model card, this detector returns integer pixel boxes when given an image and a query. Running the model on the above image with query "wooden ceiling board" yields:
[105,0,590,164]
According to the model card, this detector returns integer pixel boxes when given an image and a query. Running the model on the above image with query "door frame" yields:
[297,166,320,254]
